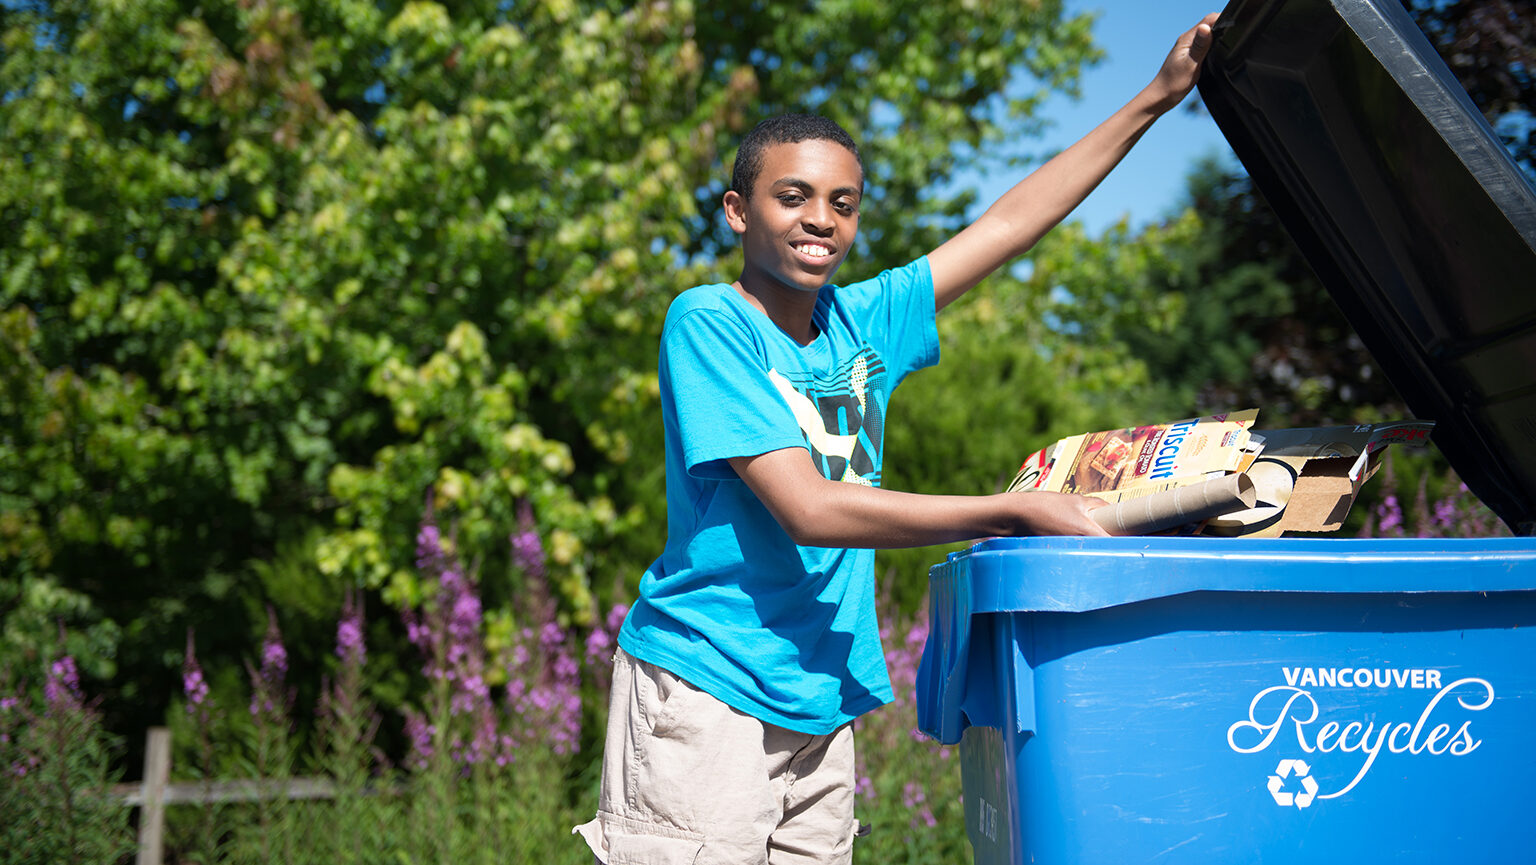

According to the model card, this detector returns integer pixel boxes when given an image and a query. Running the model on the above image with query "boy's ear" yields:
[722,189,748,235]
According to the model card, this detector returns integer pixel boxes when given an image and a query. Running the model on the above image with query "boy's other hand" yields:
[1146,13,1220,115]
[1007,491,1112,538]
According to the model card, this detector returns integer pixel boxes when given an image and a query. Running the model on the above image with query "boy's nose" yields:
[802,202,835,233]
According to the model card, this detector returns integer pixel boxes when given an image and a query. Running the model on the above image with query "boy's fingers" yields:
[1189,22,1214,62]
[1190,13,1219,57]
[1075,495,1111,536]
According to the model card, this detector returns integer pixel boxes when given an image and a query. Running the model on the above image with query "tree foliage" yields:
[1407,0,1535,178]
[1,0,1100,735]
[1123,157,1405,427]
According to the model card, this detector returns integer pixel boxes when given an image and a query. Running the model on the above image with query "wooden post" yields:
[136,727,170,865]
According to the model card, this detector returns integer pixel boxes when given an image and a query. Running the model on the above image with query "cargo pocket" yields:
[644,667,698,741]
[591,811,704,865]
[629,657,691,737]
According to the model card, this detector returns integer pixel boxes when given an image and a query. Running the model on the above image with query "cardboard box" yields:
[1207,422,1434,537]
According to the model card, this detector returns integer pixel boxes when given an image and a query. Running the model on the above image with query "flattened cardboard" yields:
[1207,421,1429,537]
[1278,454,1382,534]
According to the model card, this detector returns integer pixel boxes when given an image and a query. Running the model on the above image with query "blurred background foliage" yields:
[0,0,1102,749]
[1,0,1530,771]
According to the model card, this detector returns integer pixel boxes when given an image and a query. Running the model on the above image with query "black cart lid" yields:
[1197,0,1536,536]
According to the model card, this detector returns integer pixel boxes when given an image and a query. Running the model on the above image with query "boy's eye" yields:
[834,200,857,215]
[777,193,805,206]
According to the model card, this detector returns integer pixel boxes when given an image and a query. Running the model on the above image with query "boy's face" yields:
[725,139,862,295]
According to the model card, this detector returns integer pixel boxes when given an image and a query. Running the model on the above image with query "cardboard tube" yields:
[1092,473,1258,536]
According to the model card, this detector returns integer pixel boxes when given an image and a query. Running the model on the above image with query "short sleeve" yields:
[662,306,808,480]
[832,256,939,385]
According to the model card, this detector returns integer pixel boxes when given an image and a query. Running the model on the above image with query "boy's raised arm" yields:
[926,13,1218,311]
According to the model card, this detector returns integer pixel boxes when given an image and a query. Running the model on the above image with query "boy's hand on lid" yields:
[1146,13,1220,114]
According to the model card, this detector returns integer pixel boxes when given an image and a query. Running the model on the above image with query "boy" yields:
[576,14,1218,864]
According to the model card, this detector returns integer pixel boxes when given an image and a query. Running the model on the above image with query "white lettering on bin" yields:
[977,797,998,843]
[1281,666,1451,690]
[1228,676,1493,804]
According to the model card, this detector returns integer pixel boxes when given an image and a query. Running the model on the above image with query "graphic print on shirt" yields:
[767,348,888,485]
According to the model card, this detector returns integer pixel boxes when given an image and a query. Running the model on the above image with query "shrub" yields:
[0,653,133,864]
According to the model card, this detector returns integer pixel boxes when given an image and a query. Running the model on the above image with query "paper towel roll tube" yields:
[1092,473,1258,536]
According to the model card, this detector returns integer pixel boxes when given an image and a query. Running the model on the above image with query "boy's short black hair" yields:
[731,114,862,199]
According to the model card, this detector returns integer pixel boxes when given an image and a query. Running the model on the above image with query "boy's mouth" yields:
[792,241,836,262]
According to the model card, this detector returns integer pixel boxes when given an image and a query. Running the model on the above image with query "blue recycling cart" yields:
[915,536,1536,863]
[909,0,1536,857]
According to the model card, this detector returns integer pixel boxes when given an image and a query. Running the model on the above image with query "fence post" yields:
[136,727,170,865]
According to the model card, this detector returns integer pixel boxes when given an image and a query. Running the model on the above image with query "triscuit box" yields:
[1207,422,1434,537]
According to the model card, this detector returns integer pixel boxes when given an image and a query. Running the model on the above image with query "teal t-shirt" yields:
[618,257,940,734]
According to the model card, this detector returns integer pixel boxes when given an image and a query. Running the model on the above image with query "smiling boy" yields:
[576,14,1218,865]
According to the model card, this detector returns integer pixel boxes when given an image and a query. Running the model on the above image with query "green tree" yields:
[2,0,1101,739]
[1407,0,1535,179]
[1127,156,1405,427]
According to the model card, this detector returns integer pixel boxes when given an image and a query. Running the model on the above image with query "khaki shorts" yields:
[573,648,860,865]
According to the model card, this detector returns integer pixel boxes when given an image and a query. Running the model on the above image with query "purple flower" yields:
[12,755,39,778]
[469,703,497,766]
[416,522,457,579]
[510,500,546,580]
[605,603,629,636]
[249,610,289,718]
[334,590,367,668]
[44,655,81,709]
[902,781,937,828]
[50,656,80,691]
[403,709,434,770]
[449,581,481,643]
[262,636,287,677]
[450,671,490,715]
[1432,497,1459,531]
[902,780,925,808]
[583,603,629,694]
[503,615,583,756]
[405,516,500,768]
[905,621,929,648]
[183,633,210,709]
[539,621,563,651]
[438,567,489,722]
[404,615,429,649]
[583,626,613,670]
[1376,494,1404,535]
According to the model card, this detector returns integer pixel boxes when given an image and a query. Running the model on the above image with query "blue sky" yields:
[958,1,1242,234]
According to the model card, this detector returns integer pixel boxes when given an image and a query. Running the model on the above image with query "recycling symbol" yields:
[1267,759,1319,809]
